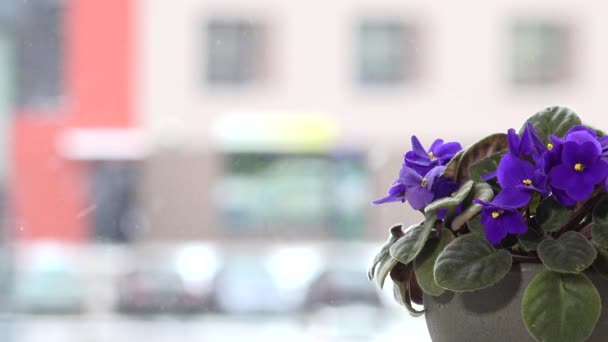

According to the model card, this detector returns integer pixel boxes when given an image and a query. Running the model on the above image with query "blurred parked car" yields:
[116,268,211,315]
[301,266,386,340]
[303,267,382,311]
[210,256,284,315]
[13,244,85,314]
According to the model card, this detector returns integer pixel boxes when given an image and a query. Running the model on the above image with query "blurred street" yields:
[10,314,430,342]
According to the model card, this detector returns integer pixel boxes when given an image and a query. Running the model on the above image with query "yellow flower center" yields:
[522,179,533,186]
[547,143,554,150]
[428,151,435,160]
[421,177,428,187]
[491,211,502,219]
[574,163,585,172]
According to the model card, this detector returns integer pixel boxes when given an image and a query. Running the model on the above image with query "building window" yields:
[358,19,416,85]
[511,20,570,85]
[90,161,140,243]
[205,19,266,84]
[218,153,369,239]
[13,0,64,110]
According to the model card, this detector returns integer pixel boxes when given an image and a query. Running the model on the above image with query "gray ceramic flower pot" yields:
[424,263,608,342]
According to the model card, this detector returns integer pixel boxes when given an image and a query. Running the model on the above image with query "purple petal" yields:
[482,170,497,181]
[561,142,580,166]
[552,188,576,207]
[565,130,601,154]
[493,188,531,208]
[429,139,444,154]
[578,142,602,166]
[372,194,404,205]
[372,183,406,205]
[583,158,608,185]
[406,186,434,210]
[527,123,546,153]
[549,135,565,146]
[549,164,578,190]
[566,125,597,139]
[507,129,520,155]
[567,179,594,201]
[483,217,508,245]
[410,135,428,158]
[424,165,446,190]
[503,212,528,235]
[497,154,537,188]
[436,142,463,163]
[519,127,534,156]
[399,166,423,187]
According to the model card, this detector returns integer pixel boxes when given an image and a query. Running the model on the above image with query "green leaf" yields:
[592,247,608,279]
[368,224,406,289]
[440,150,464,181]
[455,134,508,184]
[466,214,485,236]
[592,195,608,226]
[535,197,573,232]
[389,212,438,265]
[468,151,505,183]
[450,182,495,231]
[592,224,608,249]
[520,106,582,143]
[424,180,473,213]
[537,231,597,274]
[518,225,546,252]
[391,263,424,316]
[522,271,601,342]
[434,234,512,291]
[414,229,454,296]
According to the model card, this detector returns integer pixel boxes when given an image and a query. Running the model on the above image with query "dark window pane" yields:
[90,162,139,243]
[358,20,416,85]
[511,21,570,85]
[205,19,265,84]
[219,153,368,239]
[14,0,64,110]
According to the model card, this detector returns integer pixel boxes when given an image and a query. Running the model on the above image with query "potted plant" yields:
[368,106,608,342]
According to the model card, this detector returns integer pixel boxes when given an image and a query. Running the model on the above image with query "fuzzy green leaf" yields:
[434,234,512,291]
[424,181,473,213]
[592,247,608,279]
[391,263,424,316]
[522,271,601,342]
[520,106,582,143]
[414,229,454,296]
[451,182,495,231]
[518,225,546,252]
[592,224,608,250]
[535,197,573,232]
[466,214,485,236]
[455,134,508,184]
[368,224,404,281]
[389,213,438,265]
[440,150,464,181]
[592,195,608,226]
[537,231,597,274]
[468,151,505,183]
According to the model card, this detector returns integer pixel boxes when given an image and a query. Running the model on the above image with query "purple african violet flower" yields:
[404,136,462,175]
[475,199,527,245]
[549,140,608,201]
[507,127,534,158]
[506,124,547,161]
[373,165,447,210]
[494,154,549,207]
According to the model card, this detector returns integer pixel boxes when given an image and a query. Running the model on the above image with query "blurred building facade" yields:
[7,0,608,243]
